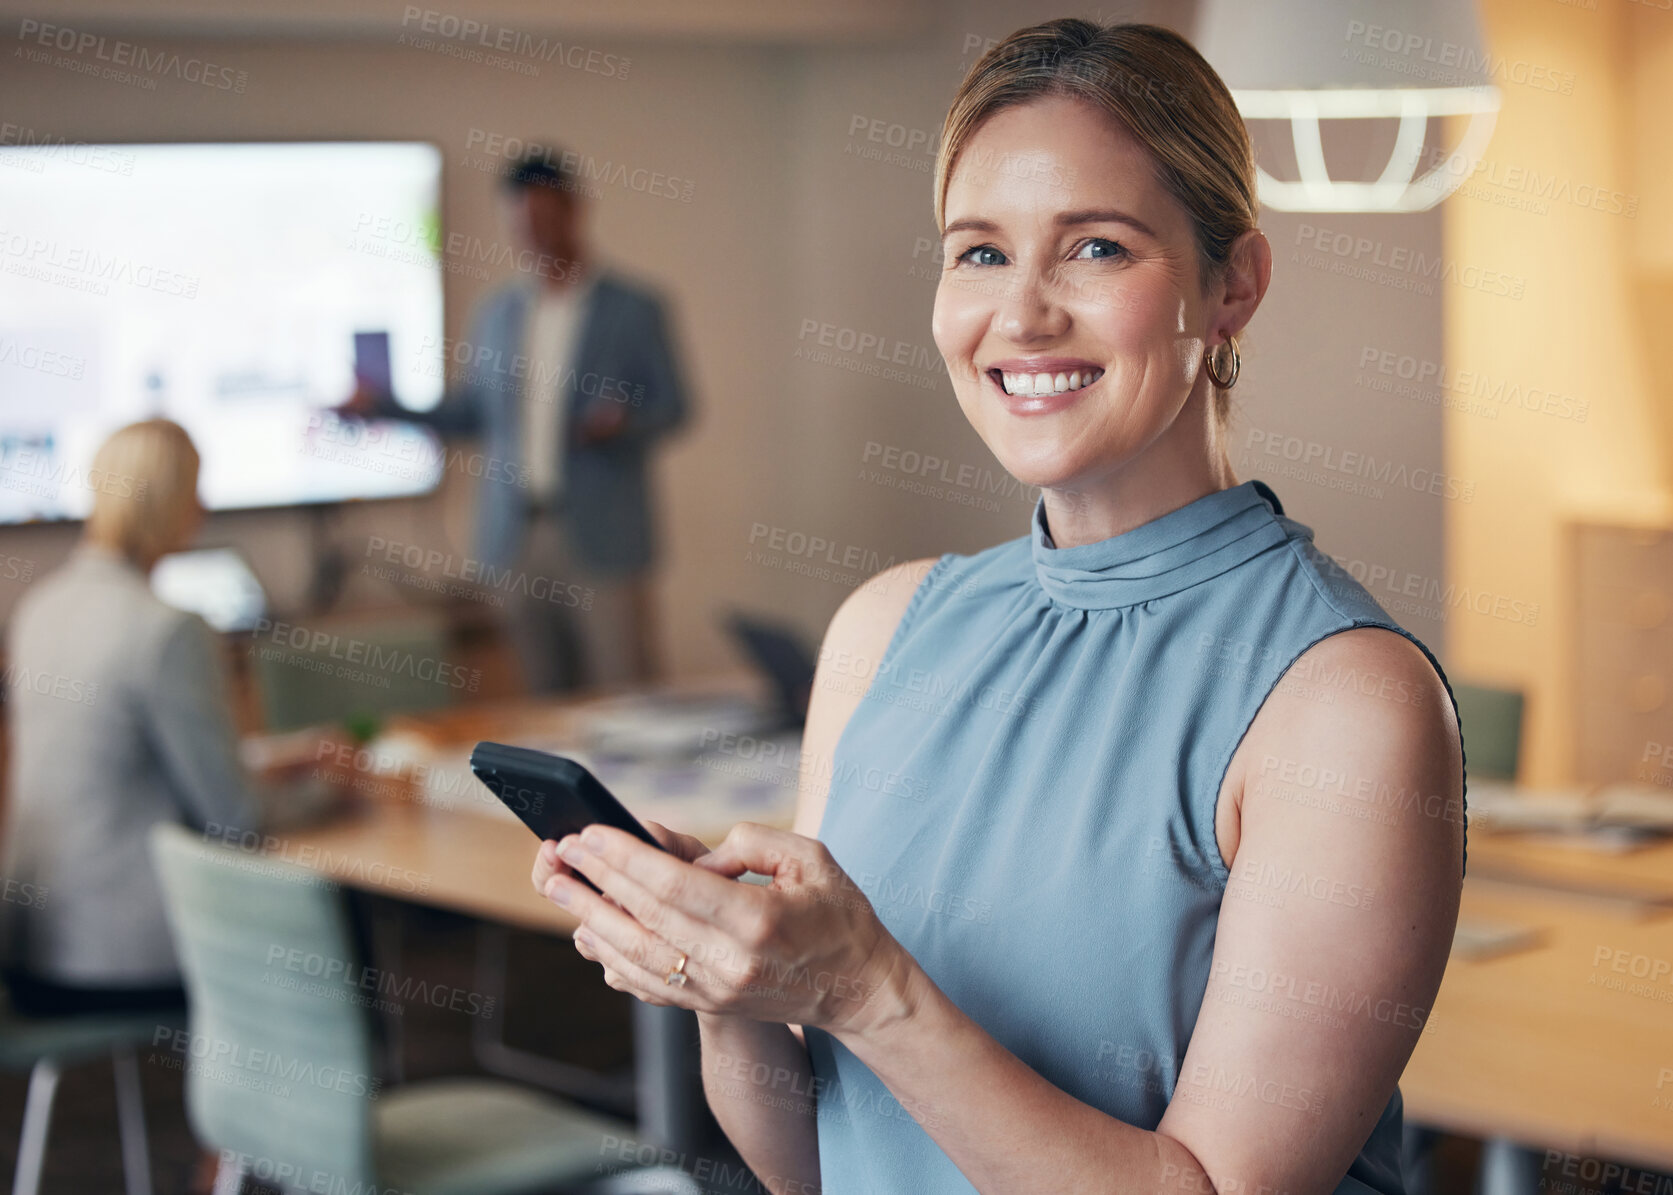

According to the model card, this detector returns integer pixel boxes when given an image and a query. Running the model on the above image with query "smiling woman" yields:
[933,20,1258,496]
[533,17,1467,1195]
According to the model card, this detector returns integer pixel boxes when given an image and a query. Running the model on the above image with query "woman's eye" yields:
[956,244,1007,267]
[1074,237,1126,261]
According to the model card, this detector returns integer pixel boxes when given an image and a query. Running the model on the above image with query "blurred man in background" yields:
[347,147,691,693]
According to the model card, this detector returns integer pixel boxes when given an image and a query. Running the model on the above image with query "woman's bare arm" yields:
[557,594,1461,1192]
[696,558,941,1191]
[820,627,1464,1194]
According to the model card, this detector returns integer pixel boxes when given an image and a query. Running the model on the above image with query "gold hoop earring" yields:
[1205,335,1240,390]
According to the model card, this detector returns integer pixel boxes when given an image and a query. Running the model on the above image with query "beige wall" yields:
[0,1,1455,690]
[1446,0,1671,784]
[0,32,796,676]
[763,0,1453,665]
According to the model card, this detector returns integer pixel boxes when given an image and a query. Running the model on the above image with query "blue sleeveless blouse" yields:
[803,479,1468,1194]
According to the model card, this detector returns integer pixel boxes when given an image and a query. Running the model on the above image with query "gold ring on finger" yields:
[664,951,689,988]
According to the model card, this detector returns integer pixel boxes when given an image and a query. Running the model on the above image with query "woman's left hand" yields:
[539,821,911,1035]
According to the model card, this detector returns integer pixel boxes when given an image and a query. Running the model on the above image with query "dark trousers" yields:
[2,966,185,1018]
[505,503,649,693]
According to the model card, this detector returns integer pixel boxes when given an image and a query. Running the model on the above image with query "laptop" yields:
[150,547,269,633]
[721,610,817,728]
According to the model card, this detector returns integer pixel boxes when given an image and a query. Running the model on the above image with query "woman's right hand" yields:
[530,820,755,1027]
[641,819,712,864]
[531,819,712,909]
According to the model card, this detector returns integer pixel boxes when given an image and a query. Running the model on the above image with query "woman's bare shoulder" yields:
[1222,625,1465,868]
[791,557,942,838]
[830,556,944,657]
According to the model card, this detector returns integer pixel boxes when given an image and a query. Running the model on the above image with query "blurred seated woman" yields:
[0,419,336,1017]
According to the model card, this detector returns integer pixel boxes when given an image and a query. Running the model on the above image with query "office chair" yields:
[0,986,181,1195]
[1449,681,1525,783]
[149,823,698,1195]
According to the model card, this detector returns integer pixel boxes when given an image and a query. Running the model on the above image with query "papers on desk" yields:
[1465,779,1673,848]
[570,731,803,837]
[1592,782,1673,830]
[572,692,780,761]
[240,726,336,771]
[1451,917,1545,962]
[398,728,805,841]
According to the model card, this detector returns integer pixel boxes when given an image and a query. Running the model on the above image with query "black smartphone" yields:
[470,741,665,894]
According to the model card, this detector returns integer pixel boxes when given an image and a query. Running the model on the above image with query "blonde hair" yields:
[935,19,1258,431]
[83,419,201,566]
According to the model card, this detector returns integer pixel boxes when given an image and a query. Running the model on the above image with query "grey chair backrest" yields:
[149,823,378,1191]
[1451,682,1525,783]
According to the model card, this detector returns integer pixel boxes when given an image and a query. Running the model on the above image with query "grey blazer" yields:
[0,546,263,985]
[379,270,691,574]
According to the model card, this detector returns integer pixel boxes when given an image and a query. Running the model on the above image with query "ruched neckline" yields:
[1030,479,1292,609]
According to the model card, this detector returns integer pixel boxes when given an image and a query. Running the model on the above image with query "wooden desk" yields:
[262,674,792,1155]
[1403,885,1673,1171]
[261,797,580,935]
[263,747,799,939]
[1464,830,1673,905]
[267,689,1673,1172]
[373,668,764,754]
[271,669,796,947]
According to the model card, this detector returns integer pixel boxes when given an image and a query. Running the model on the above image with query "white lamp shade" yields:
[1194,0,1494,92]
[1193,0,1500,212]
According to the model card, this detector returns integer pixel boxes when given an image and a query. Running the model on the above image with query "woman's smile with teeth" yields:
[994,368,1104,397]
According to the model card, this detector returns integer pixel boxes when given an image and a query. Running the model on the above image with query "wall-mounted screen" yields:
[0,140,446,522]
